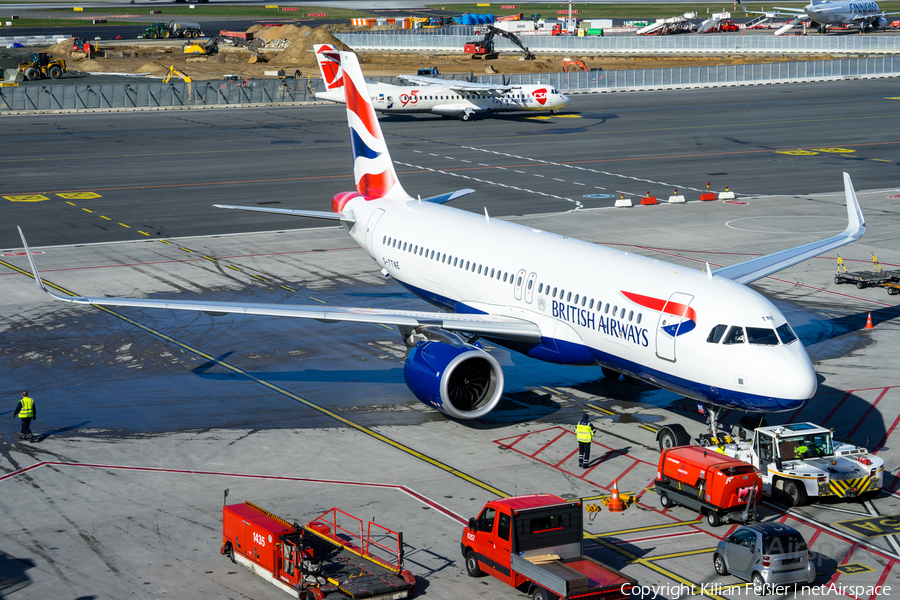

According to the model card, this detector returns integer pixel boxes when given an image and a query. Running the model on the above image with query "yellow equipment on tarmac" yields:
[17,52,67,81]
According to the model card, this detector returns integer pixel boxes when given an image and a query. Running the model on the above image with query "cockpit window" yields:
[746,327,779,346]
[776,323,798,345]
[707,324,728,344]
[722,326,745,345]
[550,88,558,94]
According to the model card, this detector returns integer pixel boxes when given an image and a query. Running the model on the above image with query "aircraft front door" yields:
[655,292,695,363]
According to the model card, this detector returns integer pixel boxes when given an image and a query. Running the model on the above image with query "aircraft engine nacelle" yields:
[873,16,888,29]
[403,332,504,420]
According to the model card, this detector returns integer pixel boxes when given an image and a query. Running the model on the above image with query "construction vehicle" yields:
[162,65,191,83]
[182,37,218,55]
[141,21,202,39]
[222,501,416,599]
[562,58,588,72]
[656,421,885,507]
[464,25,535,60]
[68,37,93,59]
[17,52,67,81]
[463,494,636,599]
[654,445,761,527]
[417,66,440,76]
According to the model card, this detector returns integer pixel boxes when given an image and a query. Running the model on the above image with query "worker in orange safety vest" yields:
[575,413,597,469]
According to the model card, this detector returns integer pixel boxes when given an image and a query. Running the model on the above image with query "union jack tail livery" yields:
[315,44,344,91]
[339,51,407,200]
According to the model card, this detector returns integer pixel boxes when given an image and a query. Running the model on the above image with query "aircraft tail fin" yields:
[314,44,344,91]
[339,50,408,200]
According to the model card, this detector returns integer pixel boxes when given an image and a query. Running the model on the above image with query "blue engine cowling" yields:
[403,339,504,419]
[873,16,888,29]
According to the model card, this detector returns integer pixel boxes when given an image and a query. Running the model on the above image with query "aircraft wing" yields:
[397,74,515,93]
[16,228,541,344]
[712,173,865,285]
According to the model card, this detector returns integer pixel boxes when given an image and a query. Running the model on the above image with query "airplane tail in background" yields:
[339,50,408,200]
[314,44,344,90]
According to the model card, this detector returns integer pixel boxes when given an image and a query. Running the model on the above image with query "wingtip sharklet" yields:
[842,172,866,240]
[16,226,47,294]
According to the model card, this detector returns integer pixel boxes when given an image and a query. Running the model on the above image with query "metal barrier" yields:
[0,78,313,112]
[335,31,900,54]
[3,57,898,113]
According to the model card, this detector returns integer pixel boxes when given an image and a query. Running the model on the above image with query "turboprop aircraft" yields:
[313,44,570,121]
[739,0,900,32]
[18,51,866,440]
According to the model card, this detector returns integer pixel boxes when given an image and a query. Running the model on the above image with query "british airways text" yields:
[552,300,650,347]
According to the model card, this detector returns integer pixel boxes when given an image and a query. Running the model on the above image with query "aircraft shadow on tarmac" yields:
[0,552,36,596]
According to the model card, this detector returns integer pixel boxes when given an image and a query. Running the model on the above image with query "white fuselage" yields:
[318,82,570,116]
[340,195,818,414]
[805,0,883,25]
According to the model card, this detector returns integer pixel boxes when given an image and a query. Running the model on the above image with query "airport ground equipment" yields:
[417,66,440,76]
[462,494,636,599]
[657,422,884,507]
[141,21,202,39]
[464,25,536,60]
[17,52,67,81]
[183,37,218,55]
[222,502,416,599]
[654,445,761,527]
[834,254,900,290]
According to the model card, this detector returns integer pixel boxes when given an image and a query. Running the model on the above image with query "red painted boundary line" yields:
[0,461,467,524]
[822,392,854,426]
[533,429,569,458]
[874,409,900,454]
[847,388,890,440]
[828,543,858,586]
[555,448,580,468]
[867,562,894,600]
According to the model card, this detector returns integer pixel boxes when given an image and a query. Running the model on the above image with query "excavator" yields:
[463,26,535,60]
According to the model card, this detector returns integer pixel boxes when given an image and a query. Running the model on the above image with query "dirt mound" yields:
[247,24,265,35]
[48,38,74,57]
[271,26,351,66]
[137,61,168,74]
[70,59,107,72]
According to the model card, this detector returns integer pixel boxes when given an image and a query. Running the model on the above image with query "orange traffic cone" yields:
[865,312,874,329]
[607,479,626,512]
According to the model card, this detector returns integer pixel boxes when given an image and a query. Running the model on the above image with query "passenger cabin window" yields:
[637,313,642,324]
[776,323,798,345]
[722,326,745,345]
[707,324,728,344]
[747,327,779,346]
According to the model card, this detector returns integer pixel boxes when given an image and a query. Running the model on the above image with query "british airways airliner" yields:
[18,51,866,440]
[313,44,570,121]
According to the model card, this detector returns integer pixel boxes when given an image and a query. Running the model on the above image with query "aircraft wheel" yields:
[459,112,471,122]
[657,424,691,451]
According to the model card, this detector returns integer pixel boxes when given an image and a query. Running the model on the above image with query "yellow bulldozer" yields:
[18,52,68,81]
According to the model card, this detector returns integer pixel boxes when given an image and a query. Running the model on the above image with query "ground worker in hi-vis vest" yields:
[15,390,36,442]
[575,413,597,469]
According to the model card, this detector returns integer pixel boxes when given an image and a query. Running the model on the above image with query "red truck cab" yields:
[462,494,635,599]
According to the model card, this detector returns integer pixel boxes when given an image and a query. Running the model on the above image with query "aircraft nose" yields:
[770,344,817,409]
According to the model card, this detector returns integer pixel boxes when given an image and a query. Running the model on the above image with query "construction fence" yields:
[335,31,900,54]
[0,78,314,112]
[2,57,899,113]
